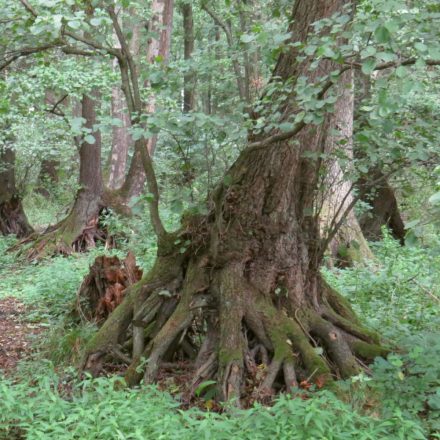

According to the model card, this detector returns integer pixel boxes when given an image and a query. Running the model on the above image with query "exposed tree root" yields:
[81,236,388,405]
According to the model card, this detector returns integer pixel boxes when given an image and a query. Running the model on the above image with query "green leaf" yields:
[90,17,102,26]
[68,20,81,30]
[374,26,391,44]
[361,59,376,75]
[195,380,217,397]
[429,192,440,205]
[414,42,428,53]
[395,66,407,78]
[278,122,294,132]
[240,33,256,44]
[84,135,95,144]
[360,46,376,59]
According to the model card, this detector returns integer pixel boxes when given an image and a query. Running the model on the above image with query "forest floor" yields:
[0,297,42,375]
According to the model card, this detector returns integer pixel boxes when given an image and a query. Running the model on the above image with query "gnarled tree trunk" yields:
[83,0,386,403]
[0,147,33,237]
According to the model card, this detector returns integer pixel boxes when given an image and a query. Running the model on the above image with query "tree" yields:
[354,73,405,244]
[321,70,374,265]
[2,0,438,403]
[0,146,33,237]
[27,92,104,256]
[118,0,175,200]
[83,0,387,402]
[181,2,196,112]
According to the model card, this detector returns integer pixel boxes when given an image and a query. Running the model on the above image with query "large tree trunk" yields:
[83,0,386,403]
[0,147,33,237]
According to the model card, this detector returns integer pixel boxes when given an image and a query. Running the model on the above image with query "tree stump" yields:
[76,252,142,324]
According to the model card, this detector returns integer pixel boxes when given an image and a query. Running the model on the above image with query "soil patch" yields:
[0,297,42,374]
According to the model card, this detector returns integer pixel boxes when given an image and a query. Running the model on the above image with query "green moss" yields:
[352,341,390,360]
[218,348,243,367]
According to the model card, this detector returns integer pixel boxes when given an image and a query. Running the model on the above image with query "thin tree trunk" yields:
[119,0,174,200]
[107,10,136,190]
[202,3,248,103]
[0,147,33,237]
[354,70,405,244]
[321,70,374,265]
[36,91,60,197]
[85,0,386,403]
[108,86,131,189]
[181,3,195,112]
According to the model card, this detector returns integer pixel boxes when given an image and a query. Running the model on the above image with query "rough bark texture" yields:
[83,0,386,404]
[108,87,131,190]
[0,147,33,238]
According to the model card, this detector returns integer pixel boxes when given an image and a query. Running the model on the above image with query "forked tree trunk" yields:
[83,0,387,403]
[0,147,33,237]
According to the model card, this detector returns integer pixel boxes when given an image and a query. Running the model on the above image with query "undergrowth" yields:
[0,232,439,439]
[0,367,429,440]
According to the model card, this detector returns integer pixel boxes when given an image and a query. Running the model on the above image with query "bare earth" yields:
[0,297,41,374]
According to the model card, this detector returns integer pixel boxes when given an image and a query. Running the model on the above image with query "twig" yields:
[19,0,38,17]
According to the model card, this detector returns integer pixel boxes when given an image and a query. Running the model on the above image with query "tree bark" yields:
[84,0,386,403]
[23,92,104,258]
[107,10,136,191]
[358,170,405,244]
[181,3,196,112]
[321,70,374,265]
[108,86,131,190]
[354,70,405,244]
[119,0,174,200]
[0,147,33,237]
